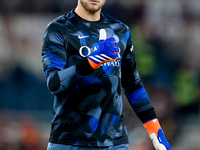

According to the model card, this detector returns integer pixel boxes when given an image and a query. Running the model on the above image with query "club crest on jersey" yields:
[112,35,119,43]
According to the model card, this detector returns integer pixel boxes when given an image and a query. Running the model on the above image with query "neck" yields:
[74,4,101,21]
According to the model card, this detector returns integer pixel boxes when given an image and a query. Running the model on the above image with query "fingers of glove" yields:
[150,133,167,150]
[102,37,119,53]
[157,129,172,150]
[94,37,119,60]
[99,29,107,41]
[98,29,119,52]
[153,141,167,150]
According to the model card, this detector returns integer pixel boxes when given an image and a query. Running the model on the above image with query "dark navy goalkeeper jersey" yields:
[42,9,144,147]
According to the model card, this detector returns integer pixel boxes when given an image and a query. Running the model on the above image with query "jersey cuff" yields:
[76,57,95,76]
[136,108,157,123]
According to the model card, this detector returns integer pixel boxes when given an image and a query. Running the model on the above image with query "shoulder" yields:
[42,14,69,44]
[102,13,130,31]
[45,15,67,31]
[45,10,79,33]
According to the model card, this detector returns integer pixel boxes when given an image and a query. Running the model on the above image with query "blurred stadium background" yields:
[0,0,200,149]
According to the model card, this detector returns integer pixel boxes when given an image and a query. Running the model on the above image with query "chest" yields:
[65,23,127,60]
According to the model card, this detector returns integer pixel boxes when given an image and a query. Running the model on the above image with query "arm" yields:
[42,23,119,95]
[121,29,172,150]
[42,22,83,95]
[125,87,171,150]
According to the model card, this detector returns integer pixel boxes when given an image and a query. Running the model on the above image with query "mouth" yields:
[90,0,99,4]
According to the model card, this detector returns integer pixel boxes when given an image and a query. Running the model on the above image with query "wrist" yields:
[76,57,95,76]
[144,118,172,150]
[143,118,161,136]
[87,57,100,69]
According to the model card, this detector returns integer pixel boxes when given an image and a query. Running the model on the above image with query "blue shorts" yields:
[47,143,131,150]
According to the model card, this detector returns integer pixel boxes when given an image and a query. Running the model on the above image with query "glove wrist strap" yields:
[143,118,161,136]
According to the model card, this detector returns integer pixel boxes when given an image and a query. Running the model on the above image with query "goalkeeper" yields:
[41,0,172,149]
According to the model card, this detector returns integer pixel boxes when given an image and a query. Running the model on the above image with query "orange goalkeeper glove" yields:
[144,118,172,150]
[87,29,119,69]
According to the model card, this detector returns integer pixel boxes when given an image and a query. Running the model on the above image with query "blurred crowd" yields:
[0,0,200,150]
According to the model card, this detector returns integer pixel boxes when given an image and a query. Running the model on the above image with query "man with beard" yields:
[41,0,172,149]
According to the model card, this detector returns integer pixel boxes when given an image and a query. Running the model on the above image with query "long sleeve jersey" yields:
[42,9,155,147]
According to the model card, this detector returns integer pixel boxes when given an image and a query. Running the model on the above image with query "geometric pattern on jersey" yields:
[41,9,143,147]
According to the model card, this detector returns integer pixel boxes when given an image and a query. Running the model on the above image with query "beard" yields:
[80,0,106,14]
